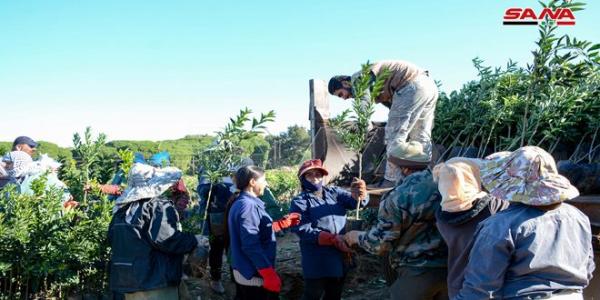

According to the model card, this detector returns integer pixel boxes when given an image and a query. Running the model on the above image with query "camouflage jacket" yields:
[359,169,448,269]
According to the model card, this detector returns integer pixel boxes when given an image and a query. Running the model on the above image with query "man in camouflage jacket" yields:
[345,141,449,300]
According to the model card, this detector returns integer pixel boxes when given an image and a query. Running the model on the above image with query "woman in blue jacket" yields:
[227,165,300,300]
[290,159,368,300]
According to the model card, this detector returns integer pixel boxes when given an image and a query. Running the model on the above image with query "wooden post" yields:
[309,79,329,159]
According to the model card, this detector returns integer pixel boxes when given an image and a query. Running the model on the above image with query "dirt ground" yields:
[183,233,390,300]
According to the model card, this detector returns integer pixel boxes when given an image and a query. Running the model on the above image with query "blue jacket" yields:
[290,186,368,278]
[455,203,595,299]
[228,191,277,280]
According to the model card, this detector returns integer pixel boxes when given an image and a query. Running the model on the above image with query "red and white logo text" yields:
[503,8,575,26]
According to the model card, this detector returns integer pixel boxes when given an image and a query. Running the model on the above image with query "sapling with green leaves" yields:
[116,149,135,177]
[71,127,107,203]
[194,108,275,234]
[432,0,599,156]
[330,61,392,220]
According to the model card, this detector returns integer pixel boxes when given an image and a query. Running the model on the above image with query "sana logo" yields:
[503,7,575,26]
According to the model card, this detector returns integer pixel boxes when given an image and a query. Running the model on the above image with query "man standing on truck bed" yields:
[328,60,439,188]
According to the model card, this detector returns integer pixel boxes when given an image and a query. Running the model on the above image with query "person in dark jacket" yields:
[228,165,301,300]
[455,146,594,299]
[108,162,207,300]
[198,179,234,294]
[290,159,368,300]
[432,157,509,298]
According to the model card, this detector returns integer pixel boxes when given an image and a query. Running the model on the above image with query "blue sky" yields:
[1,1,598,146]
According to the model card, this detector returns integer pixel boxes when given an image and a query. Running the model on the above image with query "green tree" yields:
[188,108,275,234]
[0,174,112,298]
[240,135,271,167]
[267,125,311,168]
[433,0,599,159]
[0,143,8,156]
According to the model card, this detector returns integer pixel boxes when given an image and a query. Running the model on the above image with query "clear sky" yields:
[1,1,598,147]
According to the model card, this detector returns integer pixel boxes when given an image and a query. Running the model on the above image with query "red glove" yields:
[257,267,281,293]
[318,232,352,253]
[63,200,79,210]
[99,184,121,195]
[272,213,301,232]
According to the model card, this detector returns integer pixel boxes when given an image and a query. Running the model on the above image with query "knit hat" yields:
[433,158,487,212]
[479,146,579,206]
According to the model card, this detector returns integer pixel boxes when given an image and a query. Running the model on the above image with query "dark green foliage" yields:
[266,125,311,168]
[189,108,275,234]
[240,135,271,168]
[433,0,600,159]
[0,177,112,298]
[265,168,299,212]
[197,108,275,184]
[107,135,214,175]
[0,143,8,155]
[60,128,112,203]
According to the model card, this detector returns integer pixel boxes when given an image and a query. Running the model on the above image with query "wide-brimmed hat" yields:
[387,141,431,168]
[479,146,579,206]
[115,163,182,206]
[298,159,329,178]
[433,157,487,212]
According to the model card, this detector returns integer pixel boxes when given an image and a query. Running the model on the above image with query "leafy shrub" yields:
[265,168,299,212]
[433,0,600,160]
[0,176,112,299]
[0,127,116,298]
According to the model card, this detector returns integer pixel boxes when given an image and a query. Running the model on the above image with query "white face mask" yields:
[229,184,238,194]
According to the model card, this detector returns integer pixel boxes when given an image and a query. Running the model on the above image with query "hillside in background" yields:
[1,125,310,176]
[2,134,219,174]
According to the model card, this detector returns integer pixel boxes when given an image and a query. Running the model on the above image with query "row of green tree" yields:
[432,0,600,162]
[1,125,311,176]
